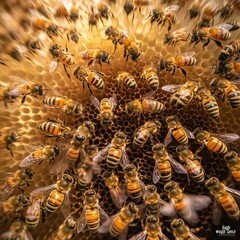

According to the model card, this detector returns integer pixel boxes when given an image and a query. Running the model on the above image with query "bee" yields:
[8,76,45,105]
[49,44,75,80]
[164,115,195,146]
[163,28,189,45]
[73,66,105,94]
[194,127,239,155]
[88,5,99,30]
[25,37,44,54]
[90,95,117,126]
[98,202,138,238]
[161,181,211,225]
[95,0,113,22]
[227,21,240,31]
[79,49,114,67]
[124,164,146,202]
[224,151,240,184]
[93,131,129,169]
[214,61,240,79]
[103,170,127,209]
[39,118,73,141]
[176,145,205,184]
[218,0,234,20]
[20,144,60,167]
[1,88,18,108]
[195,85,220,119]
[1,168,33,201]
[218,39,240,61]
[152,143,187,184]
[158,51,198,77]
[25,198,42,229]
[205,177,240,224]
[66,29,81,44]
[116,71,138,90]
[190,24,232,49]
[43,96,83,116]
[0,132,20,157]
[124,0,134,16]
[77,189,109,233]
[55,0,71,21]
[146,5,179,31]
[187,0,202,19]
[141,66,160,91]
[129,215,169,240]
[134,120,162,147]
[30,174,74,218]
[171,218,201,240]
[105,26,122,53]
[54,216,76,240]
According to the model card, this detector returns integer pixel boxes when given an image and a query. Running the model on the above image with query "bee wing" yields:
[183,194,211,211]
[77,206,87,233]
[128,230,146,240]
[0,231,15,239]
[97,204,109,223]
[22,230,33,240]
[9,76,29,85]
[93,144,112,163]
[230,79,240,85]
[164,129,172,146]
[185,158,201,175]
[109,187,127,209]
[183,51,196,57]
[183,127,195,139]
[30,184,56,198]
[212,196,222,225]
[153,160,161,184]
[90,96,101,113]
[225,186,240,200]
[164,4,180,13]
[119,148,129,167]
[168,155,187,174]
[160,199,176,217]
[160,230,170,240]
[60,192,71,218]
[109,95,117,110]
[20,153,47,167]
[49,59,58,73]
[142,90,156,99]
[8,88,25,97]
[26,199,41,221]
[98,214,117,234]
[215,23,233,31]
[161,84,182,93]
[188,232,201,240]
[211,133,240,143]
[1,184,16,201]
[24,144,43,153]
[137,177,147,194]
[62,0,72,11]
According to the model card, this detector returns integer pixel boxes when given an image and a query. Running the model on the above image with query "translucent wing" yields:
[160,230,170,240]
[0,231,15,239]
[153,160,161,184]
[109,95,117,110]
[183,127,195,139]
[137,177,146,195]
[212,196,222,225]
[225,186,240,199]
[1,183,17,201]
[183,51,196,57]
[26,199,41,221]
[185,158,201,175]
[97,204,109,223]
[79,49,89,57]
[24,144,43,153]
[128,230,146,240]
[30,184,56,198]
[164,129,172,146]
[22,230,33,240]
[119,148,129,167]
[60,192,71,218]
[49,59,58,73]
[90,96,101,113]
[183,194,211,211]
[230,79,240,85]
[77,206,87,233]
[215,23,233,31]
[109,186,127,209]
[168,155,187,174]
[160,200,176,217]
[164,4,180,13]
[142,90,155,99]
[211,133,239,143]
[97,214,116,234]
[9,76,29,85]
[62,0,72,11]
[93,144,112,164]
[20,153,47,167]
[161,84,182,93]
[188,232,201,240]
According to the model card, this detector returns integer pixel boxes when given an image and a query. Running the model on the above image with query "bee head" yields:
[224,151,238,165]
[205,177,219,188]
[151,9,160,23]
[103,169,113,179]
[54,145,60,156]
[124,164,136,177]
[49,44,60,57]
[25,168,34,178]
[190,31,199,44]
[158,59,166,71]
[146,215,158,224]
[84,121,95,133]
[18,193,29,205]
[146,185,157,193]
[105,26,113,36]
[10,132,19,142]
[128,202,138,214]
[152,143,164,152]
[62,174,74,185]
[131,51,141,62]
[73,66,81,76]
[65,216,76,229]
[124,1,134,15]
[171,218,184,229]
[164,181,179,192]
[84,190,97,204]
[102,51,109,62]
[163,33,172,44]
[70,10,79,22]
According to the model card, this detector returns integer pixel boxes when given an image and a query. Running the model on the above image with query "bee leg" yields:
[203,39,210,49]
[213,40,223,48]
[63,64,71,80]
[21,94,27,105]
[180,67,187,77]
[86,82,93,94]
[6,146,14,157]
[88,59,95,66]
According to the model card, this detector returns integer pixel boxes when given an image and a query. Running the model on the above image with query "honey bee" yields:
[195,85,220,119]
[79,49,114,67]
[158,51,198,77]
[25,37,44,54]
[218,0,235,20]
[39,118,73,141]
[146,5,179,31]
[0,132,20,157]
[194,127,239,155]
[224,151,240,184]
[90,95,117,126]
[152,143,187,184]
[1,168,33,201]
[74,66,105,94]
[103,170,127,209]
[141,66,160,91]
[55,0,72,21]
[105,26,122,53]
[8,76,45,105]
[77,189,109,233]
[218,39,240,61]
[43,96,83,116]
[20,144,60,167]
[133,120,162,147]
[116,71,138,90]
[227,21,240,31]
[190,24,233,49]
[187,0,202,19]
[30,174,74,218]
[54,216,76,240]
[124,164,146,202]
[176,145,205,184]
[49,44,75,80]
[164,28,189,45]
[205,177,240,224]
[88,5,99,30]
[171,218,201,240]
[95,0,114,22]
[66,29,81,44]
[98,202,138,238]
[164,115,195,146]
[124,0,134,16]
[93,131,129,169]
[129,215,169,240]
[161,181,211,225]
[25,198,42,229]
[1,88,18,108]
[214,61,240,79]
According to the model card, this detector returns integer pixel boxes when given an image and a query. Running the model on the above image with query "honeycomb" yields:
[0,0,240,239]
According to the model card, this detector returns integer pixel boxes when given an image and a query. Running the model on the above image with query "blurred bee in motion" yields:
[161,181,211,225]
[152,143,187,184]
[129,215,169,240]
[164,115,195,146]
[214,60,240,79]
[20,144,60,167]
[218,39,240,61]
[195,85,220,119]
[227,21,240,32]
[55,0,72,22]
[79,49,114,67]
[124,164,146,202]
[141,66,160,91]
[210,79,240,108]
[49,44,75,80]
[8,76,45,105]
[0,131,20,157]
[93,131,129,169]
[77,189,109,233]
[95,0,114,22]
[163,28,189,45]
[53,216,76,240]
[176,145,205,184]
[90,95,117,127]
[158,51,198,77]
[133,120,162,147]
[25,198,42,229]
[218,0,235,20]
[103,170,127,209]
[1,168,33,201]
[116,71,137,90]
[190,24,232,49]
[146,4,179,31]
[88,4,99,30]
[205,177,240,224]
[224,151,240,184]
[98,202,138,239]
[66,28,81,44]
[194,127,239,155]
[1,88,18,108]
[25,37,44,54]
[31,174,74,218]
[187,0,202,19]
[43,95,83,116]
[74,66,105,93]
[123,0,134,17]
